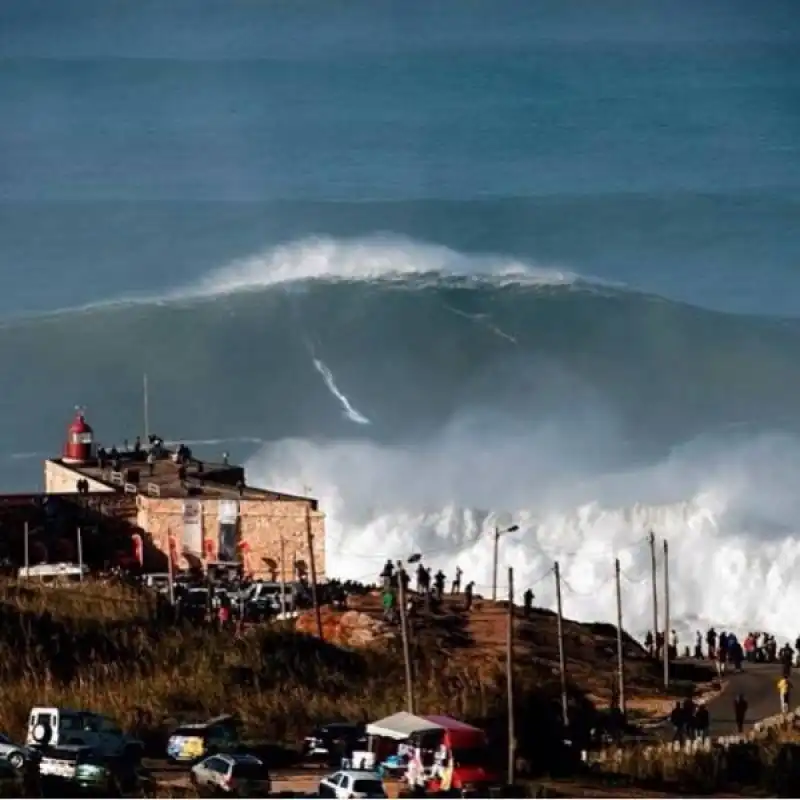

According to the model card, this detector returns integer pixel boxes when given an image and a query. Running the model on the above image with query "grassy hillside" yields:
[0,579,691,773]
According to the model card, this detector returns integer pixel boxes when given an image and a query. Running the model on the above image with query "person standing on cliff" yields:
[380,560,394,591]
[523,589,534,618]
[382,588,396,624]
[451,567,462,595]
[434,570,446,599]
[416,563,426,594]
[464,581,474,612]
[707,628,717,660]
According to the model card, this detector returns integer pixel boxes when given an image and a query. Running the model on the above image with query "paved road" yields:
[657,661,788,739]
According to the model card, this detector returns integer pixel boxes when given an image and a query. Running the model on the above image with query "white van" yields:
[26,708,142,761]
[18,563,88,583]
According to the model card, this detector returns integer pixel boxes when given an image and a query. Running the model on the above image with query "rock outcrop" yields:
[295,608,394,648]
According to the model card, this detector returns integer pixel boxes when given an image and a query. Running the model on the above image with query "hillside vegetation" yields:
[0,579,689,771]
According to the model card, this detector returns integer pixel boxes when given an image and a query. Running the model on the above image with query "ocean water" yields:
[1,0,800,638]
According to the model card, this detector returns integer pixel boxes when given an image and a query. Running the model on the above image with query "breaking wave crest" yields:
[175,235,584,299]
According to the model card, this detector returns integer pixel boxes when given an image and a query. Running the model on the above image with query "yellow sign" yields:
[181,737,204,759]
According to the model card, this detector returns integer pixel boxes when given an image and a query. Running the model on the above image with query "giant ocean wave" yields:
[5,235,800,639]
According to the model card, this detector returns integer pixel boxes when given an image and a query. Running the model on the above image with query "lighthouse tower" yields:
[63,409,95,464]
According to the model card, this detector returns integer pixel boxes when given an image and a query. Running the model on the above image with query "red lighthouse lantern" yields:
[63,409,94,464]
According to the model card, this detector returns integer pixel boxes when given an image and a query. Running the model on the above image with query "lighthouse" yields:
[62,409,95,464]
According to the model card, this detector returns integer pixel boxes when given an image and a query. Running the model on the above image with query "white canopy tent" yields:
[365,711,443,741]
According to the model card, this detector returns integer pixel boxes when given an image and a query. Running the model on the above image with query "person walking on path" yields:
[670,701,686,744]
[734,694,748,734]
[694,704,710,740]
[778,676,792,714]
[716,644,728,679]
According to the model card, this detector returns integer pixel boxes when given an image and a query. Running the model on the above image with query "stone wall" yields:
[44,460,114,495]
[136,495,326,578]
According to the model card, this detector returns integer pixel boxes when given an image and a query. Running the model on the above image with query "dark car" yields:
[166,715,242,764]
[39,745,139,796]
[302,723,367,767]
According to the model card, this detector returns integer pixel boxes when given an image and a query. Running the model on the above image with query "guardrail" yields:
[584,707,800,765]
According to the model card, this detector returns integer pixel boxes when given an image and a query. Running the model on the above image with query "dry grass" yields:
[0,579,536,755]
[594,726,800,795]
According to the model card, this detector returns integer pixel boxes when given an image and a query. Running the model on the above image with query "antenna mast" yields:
[143,373,150,442]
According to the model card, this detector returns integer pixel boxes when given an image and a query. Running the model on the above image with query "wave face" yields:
[4,235,800,638]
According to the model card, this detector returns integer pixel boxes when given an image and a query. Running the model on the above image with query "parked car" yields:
[242,581,298,620]
[0,732,39,770]
[166,715,241,764]
[39,745,95,781]
[72,749,140,795]
[190,752,270,796]
[302,723,367,766]
[26,708,143,763]
[38,744,138,795]
[318,770,387,799]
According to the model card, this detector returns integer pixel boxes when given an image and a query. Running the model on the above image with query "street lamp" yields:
[492,524,519,602]
[395,553,419,714]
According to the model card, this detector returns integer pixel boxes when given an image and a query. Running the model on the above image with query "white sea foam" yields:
[247,418,800,643]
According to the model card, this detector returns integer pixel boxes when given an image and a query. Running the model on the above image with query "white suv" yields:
[26,708,143,762]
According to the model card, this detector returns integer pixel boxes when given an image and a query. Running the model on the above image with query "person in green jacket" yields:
[382,588,396,623]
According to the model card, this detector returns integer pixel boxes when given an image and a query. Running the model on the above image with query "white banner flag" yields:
[182,499,203,556]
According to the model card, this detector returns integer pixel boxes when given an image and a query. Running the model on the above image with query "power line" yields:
[560,573,614,597]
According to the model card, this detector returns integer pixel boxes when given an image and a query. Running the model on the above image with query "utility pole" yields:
[304,501,323,641]
[166,533,175,606]
[663,539,670,688]
[397,561,415,714]
[279,536,287,617]
[77,527,84,583]
[649,531,658,657]
[614,558,626,715]
[492,527,500,601]
[554,561,569,729]
[507,567,515,786]
[143,373,150,443]
[23,521,29,577]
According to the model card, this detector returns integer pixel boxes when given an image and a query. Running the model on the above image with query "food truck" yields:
[418,715,499,794]
[355,712,499,794]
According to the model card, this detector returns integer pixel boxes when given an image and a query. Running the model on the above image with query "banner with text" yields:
[182,499,203,557]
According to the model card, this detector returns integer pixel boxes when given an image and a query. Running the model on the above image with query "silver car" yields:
[0,733,37,770]
[190,752,270,796]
